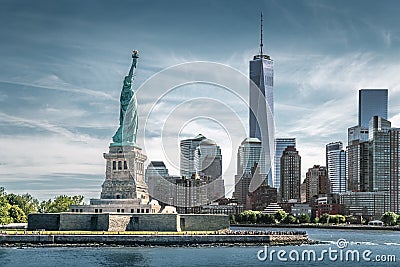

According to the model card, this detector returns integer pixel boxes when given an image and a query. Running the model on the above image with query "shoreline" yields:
[0,233,313,247]
[231,224,400,231]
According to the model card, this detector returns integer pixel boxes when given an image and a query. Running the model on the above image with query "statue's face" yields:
[124,77,131,86]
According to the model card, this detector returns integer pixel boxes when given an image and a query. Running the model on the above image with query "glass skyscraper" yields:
[359,89,388,128]
[233,137,262,204]
[194,138,222,178]
[249,14,275,186]
[369,116,392,192]
[236,137,263,175]
[145,161,169,183]
[346,88,388,193]
[326,141,346,194]
[368,116,400,213]
[180,134,206,177]
[274,138,296,190]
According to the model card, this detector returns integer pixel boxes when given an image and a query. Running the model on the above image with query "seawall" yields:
[0,234,311,246]
[232,224,400,231]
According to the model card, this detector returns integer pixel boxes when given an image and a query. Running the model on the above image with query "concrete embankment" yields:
[232,224,400,231]
[0,234,311,246]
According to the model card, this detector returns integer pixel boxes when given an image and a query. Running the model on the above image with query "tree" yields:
[39,195,84,213]
[238,210,249,223]
[328,215,339,224]
[337,215,346,224]
[310,216,318,224]
[6,193,39,215]
[326,214,346,224]
[0,187,5,197]
[298,214,310,224]
[283,214,297,224]
[381,212,398,226]
[8,205,27,223]
[259,213,275,224]
[318,213,329,224]
[248,211,259,224]
[0,196,12,225]
[274,210,287,223]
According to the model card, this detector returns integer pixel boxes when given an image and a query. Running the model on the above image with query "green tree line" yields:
[381,212,400,226]
[230,210,349,225]
[0,187,84,224]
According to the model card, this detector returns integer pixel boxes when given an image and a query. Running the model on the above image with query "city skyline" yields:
[1,0,400,200]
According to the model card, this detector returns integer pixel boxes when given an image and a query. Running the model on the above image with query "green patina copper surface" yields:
[112,51,139,146]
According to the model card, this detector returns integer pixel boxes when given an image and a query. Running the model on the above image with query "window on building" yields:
[121,209,124,213]
[99,209,102,213]
[141,209,144,213]
[118,161,122,170]
[131,209,134,213]
[80,209,83,213]
[95,209,98,213]
[124,161,128,170]
[146,209,149,213]
[113,161,116,170]
[117,209,120,212]
[137,209,140,213]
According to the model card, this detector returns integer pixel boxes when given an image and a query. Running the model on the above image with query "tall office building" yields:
[194,138,224,200]
[369,116,392,192]
[305,165,329,204]
[175,175,209,213]
[346,125,369,193]
[274,138,296,190]
[346,88,388,193]
[233,173,253,206]
[145,161,172,204]
[249,13,275,186]
[342,116,400,217]
[359,89,388,128]
[346,140,369,192]
[236,138,263,175]
[180,134,207,177]
[194,138,222,179]
[343,89,398,217]
[180,134,225,201]
[145,161,169,183]
[326,142,346,194]
[280,146,301,202]
[233,138,262,205]
[348,125,369,144]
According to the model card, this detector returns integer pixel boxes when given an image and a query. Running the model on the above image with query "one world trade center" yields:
[249,12,275,189]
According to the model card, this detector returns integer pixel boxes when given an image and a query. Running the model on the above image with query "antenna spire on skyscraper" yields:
[260,12,263,56]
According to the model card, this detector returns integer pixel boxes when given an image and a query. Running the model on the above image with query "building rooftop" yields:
[200,138,217,146]
[242,137,261,144]
[149,161,166,167]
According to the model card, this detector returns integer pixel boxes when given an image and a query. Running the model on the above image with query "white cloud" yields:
[0,75,118,101]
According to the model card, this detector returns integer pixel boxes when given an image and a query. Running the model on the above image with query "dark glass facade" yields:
[359,89,388,128]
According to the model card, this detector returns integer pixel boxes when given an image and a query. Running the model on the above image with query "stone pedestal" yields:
[101,144,149,204]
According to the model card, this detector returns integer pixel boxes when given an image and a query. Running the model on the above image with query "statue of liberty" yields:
[112,50,139,145]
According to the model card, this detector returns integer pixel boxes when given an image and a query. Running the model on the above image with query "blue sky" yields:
[1,0,400,200]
